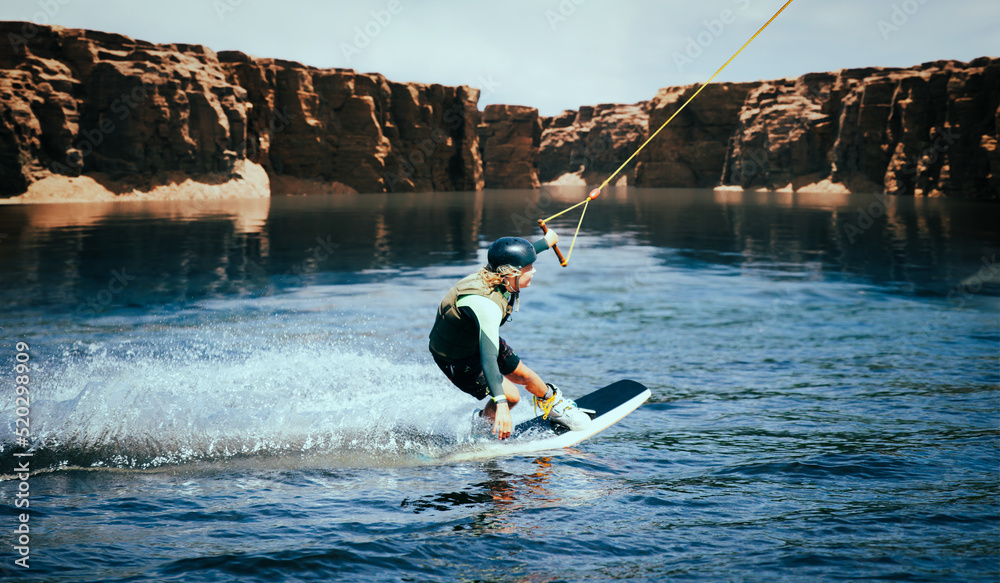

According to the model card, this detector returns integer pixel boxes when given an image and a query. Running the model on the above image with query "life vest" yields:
[428,272,513,361]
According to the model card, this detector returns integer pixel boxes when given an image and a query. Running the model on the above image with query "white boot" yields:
[534,384,592,431]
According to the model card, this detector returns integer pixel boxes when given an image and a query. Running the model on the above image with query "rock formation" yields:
[478,104,541,189]
[721,59,999,199]
[540,58,998,199]
[539,102,650,186]
[634,83,758,189]
[219,50,483,195]
[0,22,482,200]
[0,25,271,199]
[0,22,995,201]
[721,74,836,192]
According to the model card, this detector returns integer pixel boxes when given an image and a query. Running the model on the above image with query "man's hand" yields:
[493,401,513,440]
[544,228,559,248]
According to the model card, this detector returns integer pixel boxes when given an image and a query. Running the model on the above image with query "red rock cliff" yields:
[1,22,995,201]
[0,23,483,199]
[539,102,650,186]
[541,58,998,199]
[478,104,542,189]
[722,59,999,199]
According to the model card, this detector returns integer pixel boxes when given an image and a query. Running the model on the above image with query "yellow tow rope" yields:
[540,0,797,266]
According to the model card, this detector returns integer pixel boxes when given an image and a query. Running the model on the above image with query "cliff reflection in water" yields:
[0,188,995,314]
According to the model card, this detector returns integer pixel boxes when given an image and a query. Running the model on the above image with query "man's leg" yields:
[508,361,590,430]
[482,361,547,421]
[504,361,548,399]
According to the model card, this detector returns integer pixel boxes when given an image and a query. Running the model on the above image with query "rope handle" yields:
[537,220,568,267]
[538,0,797,267]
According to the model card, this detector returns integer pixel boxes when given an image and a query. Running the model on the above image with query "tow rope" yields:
[539,0,797,267]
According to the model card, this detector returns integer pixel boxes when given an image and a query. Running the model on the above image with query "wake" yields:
[1,339,494,474]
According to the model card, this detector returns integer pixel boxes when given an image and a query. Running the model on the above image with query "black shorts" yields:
[433,338,521,400]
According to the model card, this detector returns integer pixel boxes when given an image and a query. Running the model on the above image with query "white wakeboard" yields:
[445,379,650,461]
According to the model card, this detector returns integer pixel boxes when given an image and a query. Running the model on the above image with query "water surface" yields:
[1,187,997,581]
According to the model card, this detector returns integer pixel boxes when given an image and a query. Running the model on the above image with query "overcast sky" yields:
[3,0,997,115]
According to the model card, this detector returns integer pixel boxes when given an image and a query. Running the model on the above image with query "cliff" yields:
[0,22,996,201]
[721,59,999,199]
[0,23,482,201]
[539,102,650,186]
[478,104,541,189]
[634,83,758,188]
[544,58,998,199]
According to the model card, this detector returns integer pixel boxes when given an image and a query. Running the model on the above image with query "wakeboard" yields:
[446,379,650,461]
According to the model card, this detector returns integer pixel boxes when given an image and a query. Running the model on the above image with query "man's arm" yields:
[533,236,551,255]
[455,295,506,403]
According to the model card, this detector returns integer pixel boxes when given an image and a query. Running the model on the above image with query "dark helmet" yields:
[487,237,536,271]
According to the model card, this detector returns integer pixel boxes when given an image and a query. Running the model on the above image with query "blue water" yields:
[1,188,998,581]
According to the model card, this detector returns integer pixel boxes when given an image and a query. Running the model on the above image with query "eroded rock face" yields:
[1,22,995,200]
[634,82,759,188]
[0,23,483,198]
[478,104,541,189]
[220,51,483,194]
[721,59,999,198]
[539,102,650,186]
[721,74,837,191]
[1,26,250,194]
[875,58,998,199]
[538,59,997,199]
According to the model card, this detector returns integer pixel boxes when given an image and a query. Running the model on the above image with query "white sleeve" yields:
[456,294,503,347]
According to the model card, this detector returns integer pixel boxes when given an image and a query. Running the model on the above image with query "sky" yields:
[2,0,997,116]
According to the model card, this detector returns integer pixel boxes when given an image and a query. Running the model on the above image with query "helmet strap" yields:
[500,268,522,293]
